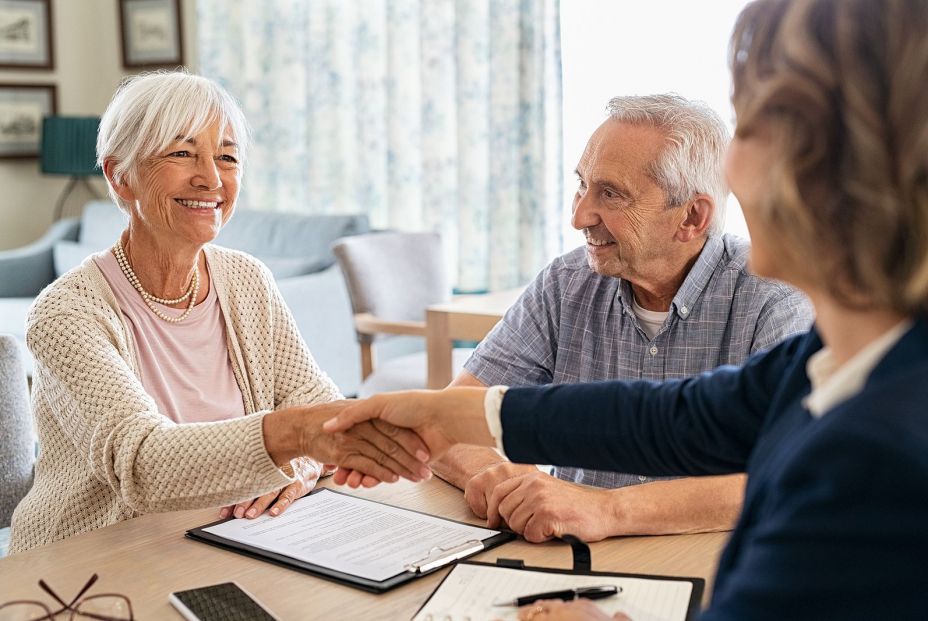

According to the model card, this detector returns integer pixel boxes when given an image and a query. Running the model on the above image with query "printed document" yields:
[202,489,498,582]
[413,563,693,621]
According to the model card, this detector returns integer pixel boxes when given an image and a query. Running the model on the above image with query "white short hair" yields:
[97,70,250,211]
[606,94,731,236]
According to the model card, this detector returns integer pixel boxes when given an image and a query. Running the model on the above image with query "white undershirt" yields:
[631,297,670,340]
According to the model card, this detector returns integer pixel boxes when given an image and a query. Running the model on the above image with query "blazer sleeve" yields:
[500,330,814,476]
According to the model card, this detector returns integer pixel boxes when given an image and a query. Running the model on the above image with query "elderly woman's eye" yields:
[220,154,239,164]
[170,150,191,157]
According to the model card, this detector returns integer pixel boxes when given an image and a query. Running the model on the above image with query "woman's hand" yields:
[517,599,631,621]
[219,458,320,519]
[263,400,435,486]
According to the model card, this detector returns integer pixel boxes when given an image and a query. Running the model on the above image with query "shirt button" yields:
[680,305,689,315]
[638,475,648,482]
[649,345,658,356]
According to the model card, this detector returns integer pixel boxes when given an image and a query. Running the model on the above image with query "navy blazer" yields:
[502,318,928,620]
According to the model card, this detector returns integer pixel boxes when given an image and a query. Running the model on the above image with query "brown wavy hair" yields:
[730,0,928,314]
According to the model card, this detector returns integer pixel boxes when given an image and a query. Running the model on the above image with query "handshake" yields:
[264,387,497,488]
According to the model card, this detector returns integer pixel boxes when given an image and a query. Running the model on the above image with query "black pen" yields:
[492,585,620,607]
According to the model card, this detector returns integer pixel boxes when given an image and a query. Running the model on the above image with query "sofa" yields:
[0,201,371,396]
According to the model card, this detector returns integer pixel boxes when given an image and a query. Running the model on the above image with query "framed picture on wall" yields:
[118,0,183,68]
[0,83,55,158]
[0,0,54,69]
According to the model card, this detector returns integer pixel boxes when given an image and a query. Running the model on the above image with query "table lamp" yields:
[41,116,104,220]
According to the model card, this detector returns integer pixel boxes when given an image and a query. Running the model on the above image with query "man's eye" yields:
[603,188,621,200]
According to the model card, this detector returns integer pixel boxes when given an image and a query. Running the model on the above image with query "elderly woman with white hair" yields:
[7,72,430,554]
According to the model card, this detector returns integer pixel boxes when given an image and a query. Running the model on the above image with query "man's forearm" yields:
[607,473,747,536]
[431,444,507,489]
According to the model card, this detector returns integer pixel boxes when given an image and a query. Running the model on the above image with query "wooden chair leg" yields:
[360,342,374,380]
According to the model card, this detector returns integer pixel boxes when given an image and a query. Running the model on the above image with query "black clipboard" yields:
[413,535,705,621]
[185,488,515,593]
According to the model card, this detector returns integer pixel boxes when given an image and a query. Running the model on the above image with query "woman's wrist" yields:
[261,407,306,467]
[440,387,497,447]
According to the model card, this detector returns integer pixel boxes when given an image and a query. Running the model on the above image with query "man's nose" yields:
[571,192,600,230]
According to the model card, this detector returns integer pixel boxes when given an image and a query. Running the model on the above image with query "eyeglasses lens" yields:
[0,602,51,621]
[74,595,132,621]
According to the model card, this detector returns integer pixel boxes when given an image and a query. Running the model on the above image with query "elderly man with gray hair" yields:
[432,94,814,542]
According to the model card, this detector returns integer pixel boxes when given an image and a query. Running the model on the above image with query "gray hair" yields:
[606,94,731,236]
[96,70,250,211]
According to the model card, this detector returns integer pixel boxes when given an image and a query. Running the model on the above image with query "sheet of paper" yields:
[413,563,693,621]
[201,489,498,582]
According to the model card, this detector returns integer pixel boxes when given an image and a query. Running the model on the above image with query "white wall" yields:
[0,0,198,250]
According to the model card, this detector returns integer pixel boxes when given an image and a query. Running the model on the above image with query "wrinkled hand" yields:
[220,458,320,519]
[464,461,541,519]
[322,389,494,466]
[303,401,434,486]
[263,400,434,488]
[517,599,631,621]
[487,471,616,543]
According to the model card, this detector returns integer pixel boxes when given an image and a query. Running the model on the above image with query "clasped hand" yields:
[230,399,436,519]
[321,388,494,487]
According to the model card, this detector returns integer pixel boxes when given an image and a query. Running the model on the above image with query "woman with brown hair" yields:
[323,0,928,618]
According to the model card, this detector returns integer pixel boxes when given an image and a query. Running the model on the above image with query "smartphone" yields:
[169,582,279,621]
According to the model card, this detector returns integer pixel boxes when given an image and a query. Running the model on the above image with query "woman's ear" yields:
[102,159,136,203]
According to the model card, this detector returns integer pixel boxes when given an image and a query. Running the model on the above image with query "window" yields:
[560,0,753,247]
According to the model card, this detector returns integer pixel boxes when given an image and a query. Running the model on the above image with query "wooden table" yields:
[0,478,727,620]
[426,288,525,388]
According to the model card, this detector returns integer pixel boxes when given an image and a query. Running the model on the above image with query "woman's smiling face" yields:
[120,121,242,248]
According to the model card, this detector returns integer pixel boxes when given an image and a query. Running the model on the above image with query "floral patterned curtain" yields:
[197,0,563,291]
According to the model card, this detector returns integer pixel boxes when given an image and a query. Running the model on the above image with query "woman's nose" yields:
[192,158,222,190]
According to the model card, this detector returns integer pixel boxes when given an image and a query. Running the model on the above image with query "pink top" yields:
[94,250,246,423]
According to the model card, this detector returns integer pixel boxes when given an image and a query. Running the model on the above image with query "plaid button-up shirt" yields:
[464,234,815,488]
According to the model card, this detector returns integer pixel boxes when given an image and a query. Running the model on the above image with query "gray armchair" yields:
[333,232,474,396]
[0,201,371,395]
[0,334,33,557]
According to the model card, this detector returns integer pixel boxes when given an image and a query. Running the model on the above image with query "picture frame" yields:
[118,0,183,68]
[0,82,55,159]
[0,0,53,69]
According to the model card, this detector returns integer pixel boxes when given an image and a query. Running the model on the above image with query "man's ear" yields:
[675,194,714,242]
[102,159,135,203]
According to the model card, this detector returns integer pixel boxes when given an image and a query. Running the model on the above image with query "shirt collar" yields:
[616,235,724,321]
[803,319,913,417]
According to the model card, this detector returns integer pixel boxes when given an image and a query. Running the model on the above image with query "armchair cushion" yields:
[53,241,100,277]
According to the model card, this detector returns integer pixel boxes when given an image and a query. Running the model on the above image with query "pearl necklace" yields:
[113,241,200,323]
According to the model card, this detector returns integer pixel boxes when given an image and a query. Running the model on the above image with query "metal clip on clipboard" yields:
[405,539,485,574]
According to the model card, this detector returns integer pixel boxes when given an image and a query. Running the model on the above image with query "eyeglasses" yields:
[0,574,133,621]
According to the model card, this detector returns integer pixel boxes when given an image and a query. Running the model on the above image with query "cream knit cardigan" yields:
[9,245,341,554]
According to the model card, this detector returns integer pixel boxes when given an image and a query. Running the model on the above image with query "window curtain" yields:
[197,0,563,291]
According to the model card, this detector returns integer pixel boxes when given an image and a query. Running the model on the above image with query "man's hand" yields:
[464,461,542,518]
[486,471,617,543]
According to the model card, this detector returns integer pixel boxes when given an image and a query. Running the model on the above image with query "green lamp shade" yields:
[41,116,102,176]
